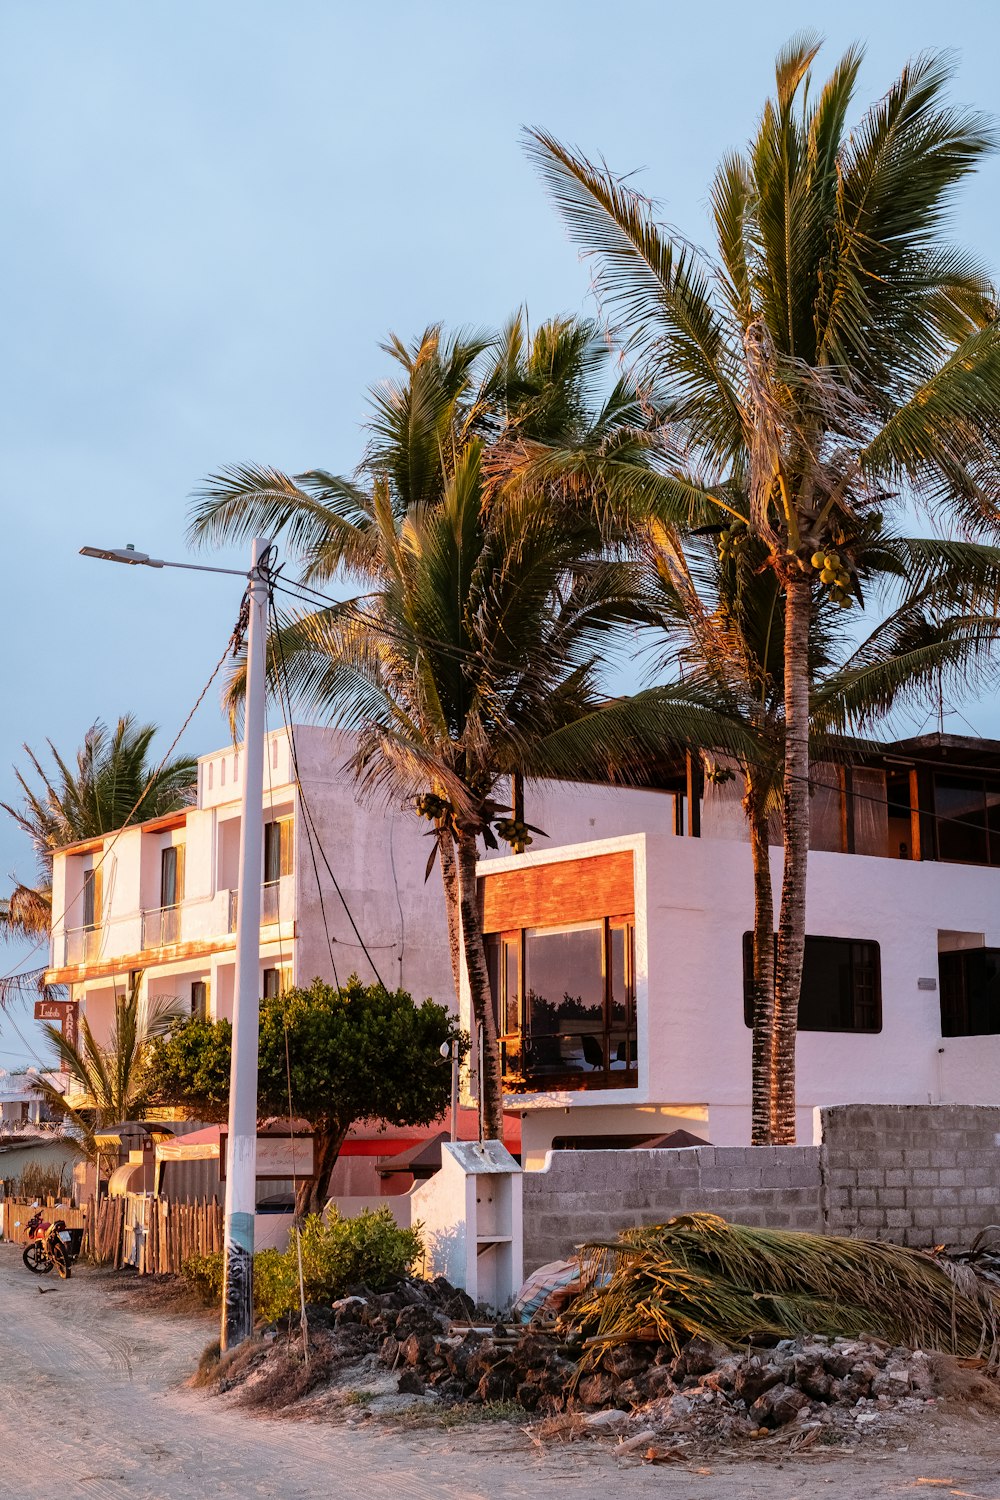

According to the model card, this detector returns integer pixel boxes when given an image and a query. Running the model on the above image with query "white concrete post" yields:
[221,536,269,1350]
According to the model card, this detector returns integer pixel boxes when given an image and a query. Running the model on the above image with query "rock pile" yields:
[264,1277,947,1441]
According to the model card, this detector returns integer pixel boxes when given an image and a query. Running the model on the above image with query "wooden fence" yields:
[2,1195,85,1245]
[86,1193,223,1274]
[2,1191,222,1274]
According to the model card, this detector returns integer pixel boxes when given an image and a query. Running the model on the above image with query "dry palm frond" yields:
[566,1215,1000,1365]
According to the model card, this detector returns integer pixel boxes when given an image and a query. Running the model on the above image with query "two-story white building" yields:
[43,725,1000,1177]
[473,734,1000,1164]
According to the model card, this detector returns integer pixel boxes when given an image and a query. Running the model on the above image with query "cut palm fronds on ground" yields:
[566,1215,1000,1366]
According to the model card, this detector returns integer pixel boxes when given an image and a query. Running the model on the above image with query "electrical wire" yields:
[266,590,388,989]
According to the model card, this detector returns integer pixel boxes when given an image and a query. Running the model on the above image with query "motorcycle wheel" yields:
[51,1242,70,1280]
[22,1243,53,1274]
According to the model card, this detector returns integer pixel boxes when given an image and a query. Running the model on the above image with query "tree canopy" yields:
[146,976,458,1213]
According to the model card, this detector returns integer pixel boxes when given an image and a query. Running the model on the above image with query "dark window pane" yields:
[264,822,281,885]
[161,846,178,908]
[525,923,604,1075]
[935,775,988,864]
[743,933,881,1032]
[501,935,519,1035]
[939,948,1000,1035]
[609,922,637,1071]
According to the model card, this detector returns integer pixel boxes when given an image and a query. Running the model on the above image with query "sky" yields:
[2,0,999,1064]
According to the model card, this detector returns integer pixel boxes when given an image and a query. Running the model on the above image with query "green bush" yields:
[182,1206,423,1322]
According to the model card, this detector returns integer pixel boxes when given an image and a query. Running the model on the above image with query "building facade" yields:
[472,734,1000,1165]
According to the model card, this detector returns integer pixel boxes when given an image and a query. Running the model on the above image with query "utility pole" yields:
[221,535,270,1350]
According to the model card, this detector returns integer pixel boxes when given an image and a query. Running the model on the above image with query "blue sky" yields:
[2,1,999,1063]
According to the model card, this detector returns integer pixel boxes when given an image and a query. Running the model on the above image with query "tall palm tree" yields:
[529,39,1000,1140]
[192,318,756,1140]
[1,716,198,946]
[644,517,1000,1141]
[34,978,181,1155]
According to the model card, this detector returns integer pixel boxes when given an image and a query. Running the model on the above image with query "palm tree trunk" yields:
[745,770,775,1145]
[455,827,504,1142]
[438,830,464,1007]
[773,572,812,1144]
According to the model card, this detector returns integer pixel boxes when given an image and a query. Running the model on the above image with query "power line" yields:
[266,591,388,989]
[0,599,251,1075]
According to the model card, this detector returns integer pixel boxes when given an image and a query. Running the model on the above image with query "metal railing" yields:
[141,904,182,948]
[64,926,103,965]
[227,881,285,931]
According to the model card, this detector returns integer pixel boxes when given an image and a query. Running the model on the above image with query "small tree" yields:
[146,976,457,1215]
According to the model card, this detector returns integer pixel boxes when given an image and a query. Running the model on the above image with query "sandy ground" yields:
[3,1244,1000,1500]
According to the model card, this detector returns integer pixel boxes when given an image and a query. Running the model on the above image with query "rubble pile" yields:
[254,1277,958,1445]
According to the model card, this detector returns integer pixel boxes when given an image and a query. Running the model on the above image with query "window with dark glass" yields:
[486,918,636,1088]
[191,981,208,1021]
[264,818,294,885]
[939,948,1000,1036]
[160,844,185,908]
[82,866,102,930]
[934,774,1000,866]
[743,933,881,1032]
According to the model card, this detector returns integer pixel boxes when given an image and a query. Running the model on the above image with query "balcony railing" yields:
[141,904,182,948]
[64,926,103,965]
[500,1029,638,1093]
[227,880,286,932]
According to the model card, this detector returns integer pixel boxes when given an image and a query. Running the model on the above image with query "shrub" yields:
[182,1206,423,1321]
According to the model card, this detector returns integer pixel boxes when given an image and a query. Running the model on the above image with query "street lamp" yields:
[81,534,270,1350]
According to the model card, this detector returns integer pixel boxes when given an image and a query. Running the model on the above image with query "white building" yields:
[473,734,1000,1164]
[43,726,1000,1171]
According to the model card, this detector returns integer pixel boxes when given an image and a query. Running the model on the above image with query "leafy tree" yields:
[530,39,1000,1140]
[191,318,754,1140]
[146,976,459,1215]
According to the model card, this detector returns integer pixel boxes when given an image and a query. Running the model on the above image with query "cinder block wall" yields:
[520,1105,1000,1271]
[521,1145,823,1273]
[820,1103,1000,1248]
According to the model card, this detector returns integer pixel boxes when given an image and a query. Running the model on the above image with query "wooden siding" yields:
[481,850,634,933]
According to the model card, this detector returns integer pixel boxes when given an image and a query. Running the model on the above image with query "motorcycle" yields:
[22,1208,79,1279]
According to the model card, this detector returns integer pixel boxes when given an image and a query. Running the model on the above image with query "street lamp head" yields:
[80,544,164,568]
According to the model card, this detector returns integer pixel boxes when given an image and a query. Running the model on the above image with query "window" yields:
[934,774,1000,866]
[939,948,1000,1036]
[742,933,882,1033]
[262,965,292,999]
[264,818,294,885]
[191,981,209,1021]
[160,844,185,908]
[82,866,102,931]
[486,917,636,1089]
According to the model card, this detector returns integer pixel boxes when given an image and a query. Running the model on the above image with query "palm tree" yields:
[529,39,1000,1140]
[192,318,756,1140]
[0,716,198,948]
[34,978,181,1155]
[643,514,1000,1141]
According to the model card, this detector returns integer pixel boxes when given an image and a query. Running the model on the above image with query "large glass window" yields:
[939,948,1000,1036]
[743,934,881,1033]
[487,918,636,1090]
[934,774,1000,866]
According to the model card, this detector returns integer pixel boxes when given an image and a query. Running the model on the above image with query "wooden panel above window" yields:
[481,850,634,934]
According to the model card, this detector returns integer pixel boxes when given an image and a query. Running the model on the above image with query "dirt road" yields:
[2,1244,1000,1500]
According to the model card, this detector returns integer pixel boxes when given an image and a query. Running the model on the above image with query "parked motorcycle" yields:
[22,1208,79,1279]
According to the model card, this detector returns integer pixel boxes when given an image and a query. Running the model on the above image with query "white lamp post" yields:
[80,534,271,1349]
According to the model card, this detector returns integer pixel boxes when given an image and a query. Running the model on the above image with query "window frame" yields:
[742,932,882,1034]
[487,915,637,1091]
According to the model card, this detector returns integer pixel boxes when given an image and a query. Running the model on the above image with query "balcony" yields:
[227,878,292,932]
[64,926,104,965]
[141,904,183,948]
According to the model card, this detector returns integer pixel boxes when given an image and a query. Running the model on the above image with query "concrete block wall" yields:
[522,1145,823,1273]
[520,1105,1000,1272]
[819,1103,1000,1249]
